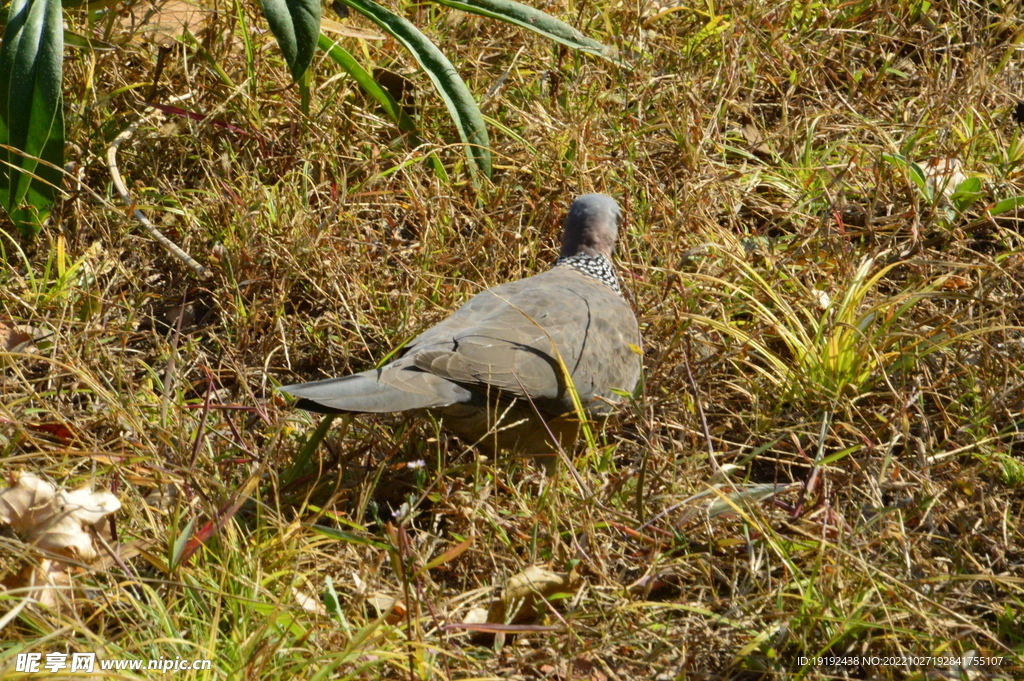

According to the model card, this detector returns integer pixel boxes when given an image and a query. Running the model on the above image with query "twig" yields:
[683,333,718,474]
[105,99,210,279]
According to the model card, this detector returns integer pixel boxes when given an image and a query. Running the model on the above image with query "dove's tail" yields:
[279,364,472,414]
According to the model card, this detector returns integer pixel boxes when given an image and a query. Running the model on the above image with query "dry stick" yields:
[106,104,210,279]
[683,333,719,474]
[159,292,189,430]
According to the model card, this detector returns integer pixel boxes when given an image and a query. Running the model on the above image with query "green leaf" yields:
[323,576,342,619]
[307,523,390,550]
[907,161,929,197]
[880,152,906,169]
[318,32,416,133]
[949,176,983,212]
[953,176,982,194]
[428,0,619,62]
[990,194,1024,216]
[62,30,114,51]
[169,516,196,570]
[337,0,492,179]
[0,0,65,239]
[880,153,931,199]
[260,0,322,82]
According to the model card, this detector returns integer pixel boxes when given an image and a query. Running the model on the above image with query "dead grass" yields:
[2,0,1023,678]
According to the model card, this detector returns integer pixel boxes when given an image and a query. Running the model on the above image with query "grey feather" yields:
[281,364,475,413]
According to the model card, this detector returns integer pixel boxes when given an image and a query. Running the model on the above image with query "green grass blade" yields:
[428,0,619,63]
[169,515,197,570]
[0,0,65,239]
[317,32,416,133]
[260,0,322,82]
[281,412,338,488]
[308,523,390,550]
[337,0,492,179]
[907,160,929,197]
[235,0,257,98]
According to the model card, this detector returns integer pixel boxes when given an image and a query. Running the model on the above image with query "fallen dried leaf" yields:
[0,473,121,561]
[464,606,489,625]
[0,321,45,365]
[940,274,972,290]
[0,320,34,352]
[922,157,968,200]
[293,587,327,616]
[488,565,582,624]
[1,559,74,609]
[366,592,406,624]
[26,422,76,444]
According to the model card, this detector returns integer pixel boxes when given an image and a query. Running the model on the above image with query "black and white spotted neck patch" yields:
[555,253,621,294]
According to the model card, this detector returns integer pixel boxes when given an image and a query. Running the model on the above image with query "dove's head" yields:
[559,194,622,260]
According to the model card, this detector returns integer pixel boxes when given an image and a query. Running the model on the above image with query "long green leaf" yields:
[337,0,492,178]
[260,0,322,82]
[318,36,448,178]
[307,523,390,550]
[317,32,416,133]
[169,515,196,570]
[62,29,114,51]
[990,194,1024,216]
[0,0,64,239]
[429,0,618,62]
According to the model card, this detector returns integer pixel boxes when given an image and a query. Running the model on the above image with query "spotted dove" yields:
[279,194,641,465]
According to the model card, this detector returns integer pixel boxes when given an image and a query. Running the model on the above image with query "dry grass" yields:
[2,0,1024,678]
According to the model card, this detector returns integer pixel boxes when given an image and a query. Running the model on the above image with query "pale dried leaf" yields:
[741,122,771,155]
[811,289,832,311]
[367,592,406,624]
[293,587,327,615]
[31,516,102,561]
[464,606,489,625]
[488,565,582,624]
[708,463,743,485]
[0,474,121,562]
[5,560,73,610]
[707,482,799,518]
[56,486,122,527]
[922,157,967,200]
[0,473,59,532]
[504,565,580,601]
[0,321,34,353]
[352,571,366,595]
[741,122,762,145]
